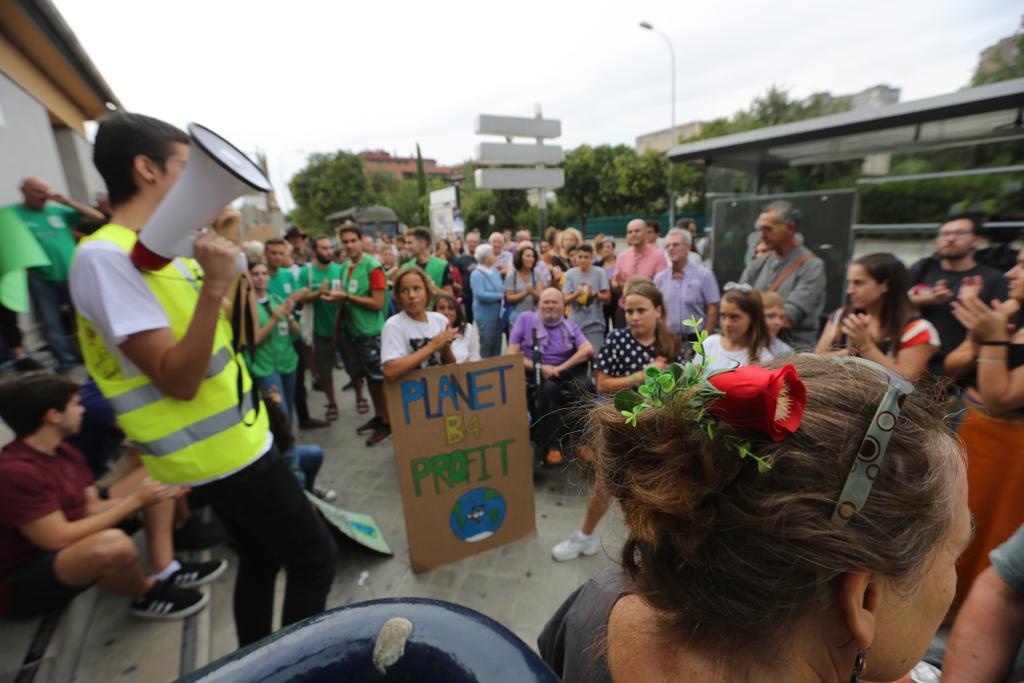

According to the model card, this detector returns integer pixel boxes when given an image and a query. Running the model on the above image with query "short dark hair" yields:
[576,243,594,255]
[265,237,286,248]
[337,223,362,239]
[313,234,333,246]
[0,373,80,438]
[941,212,984,235]
[645,219,662,235]
[93,112,189,207]
[409,227,433,245]
[512,245,537,271]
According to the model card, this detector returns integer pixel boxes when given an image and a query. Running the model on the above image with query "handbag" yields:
[299,265,315,346]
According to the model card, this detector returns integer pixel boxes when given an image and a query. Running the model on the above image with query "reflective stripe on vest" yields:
[138,390,254,456]
[74,224,268,485]
[107,347,233,414]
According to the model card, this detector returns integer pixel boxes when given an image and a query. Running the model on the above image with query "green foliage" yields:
[614,317,771,472]
[686,85,854,142]
[972,33,1024,85]
[288,152,371,232]
[860,173,1024,224]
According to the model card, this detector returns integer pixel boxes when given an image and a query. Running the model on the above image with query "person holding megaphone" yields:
[69,113,337,648]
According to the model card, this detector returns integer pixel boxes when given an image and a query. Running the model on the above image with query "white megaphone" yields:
[130,123,272,271]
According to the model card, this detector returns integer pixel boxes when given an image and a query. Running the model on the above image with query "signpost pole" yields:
[535,104,546,238]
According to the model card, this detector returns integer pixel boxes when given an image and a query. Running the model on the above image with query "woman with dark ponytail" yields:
[550,276,684,562]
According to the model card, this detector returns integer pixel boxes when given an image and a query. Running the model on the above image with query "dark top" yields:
[594,328,685,377]
[452,254,477,297]
[538,571,630,683]
[907,257,1008,376]
[0,441,94,614]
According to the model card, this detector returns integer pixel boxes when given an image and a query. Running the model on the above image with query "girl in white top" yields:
[434,294,481,363]
[695,285,775,371]
[381,266,457,381]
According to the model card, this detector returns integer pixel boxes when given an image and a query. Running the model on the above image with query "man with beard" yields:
[908,213,1008,377]
[297,236,344,422]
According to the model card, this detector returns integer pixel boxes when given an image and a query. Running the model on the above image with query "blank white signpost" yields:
[474,106,564,235]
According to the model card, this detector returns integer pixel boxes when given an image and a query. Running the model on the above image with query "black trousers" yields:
[0,303,23,351]
[197,446,337,647]
[292,340,312,425]
[530,368,594,455]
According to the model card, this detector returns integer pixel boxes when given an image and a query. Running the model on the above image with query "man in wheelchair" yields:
[507,288,595,467]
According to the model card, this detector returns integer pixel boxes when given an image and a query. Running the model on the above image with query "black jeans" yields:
[292,340,312,425]
[197,447,337,647]
[530,367,594,455]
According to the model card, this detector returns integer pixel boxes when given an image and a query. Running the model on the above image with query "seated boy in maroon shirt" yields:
[0,374,213,619]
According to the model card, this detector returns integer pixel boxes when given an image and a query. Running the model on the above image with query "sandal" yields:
[326,405,339,421]
[356,397,370,415]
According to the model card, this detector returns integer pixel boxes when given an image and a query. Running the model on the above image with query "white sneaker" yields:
[551,531,600,561]
[314,487,337,503]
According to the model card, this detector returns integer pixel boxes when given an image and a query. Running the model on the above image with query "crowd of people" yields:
[1,110,1023,682]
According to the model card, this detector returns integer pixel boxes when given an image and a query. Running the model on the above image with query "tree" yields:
[415,144,427,198]
[288,151,370,232]
[557,145,602,229]
[615,151,667,213]
[972,32,1024,85]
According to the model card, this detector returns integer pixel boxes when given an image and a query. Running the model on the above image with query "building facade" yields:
[358,150,457,182]
[0,0,120,207]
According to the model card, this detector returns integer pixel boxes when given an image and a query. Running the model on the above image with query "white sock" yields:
[576,530,592,541]
[151,559,181,581]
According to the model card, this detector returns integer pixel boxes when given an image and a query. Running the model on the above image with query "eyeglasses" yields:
[723,282,753,293]
[826,356,915,527]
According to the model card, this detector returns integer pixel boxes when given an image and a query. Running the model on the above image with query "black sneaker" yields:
[300,418,330,430]
[13,356,45,372]
[131,582,208,620]
[365,423,392,447]
[356,416,381,435]
[311,379,322,392]
[173,517,229,551]
[165,559,229,589]
[341,381,354,391]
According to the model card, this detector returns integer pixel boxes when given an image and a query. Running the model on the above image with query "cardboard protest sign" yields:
[384,354,535,572]
[305,492,393,555]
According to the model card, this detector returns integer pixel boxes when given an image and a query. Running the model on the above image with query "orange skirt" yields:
[951,406,1024,616]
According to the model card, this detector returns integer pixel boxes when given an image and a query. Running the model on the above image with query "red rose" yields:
[707,364,806,441]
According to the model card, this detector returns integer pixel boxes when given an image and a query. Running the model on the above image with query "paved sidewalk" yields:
[204,367,627,659]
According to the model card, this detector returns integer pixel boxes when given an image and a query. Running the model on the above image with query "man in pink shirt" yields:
[612,218,668,327]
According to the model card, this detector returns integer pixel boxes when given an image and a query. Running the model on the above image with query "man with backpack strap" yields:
[739,199,825,348]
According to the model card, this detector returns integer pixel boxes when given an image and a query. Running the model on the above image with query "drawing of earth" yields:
[450,487,506,542]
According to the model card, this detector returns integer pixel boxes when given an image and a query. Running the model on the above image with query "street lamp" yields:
[639,20,677,227]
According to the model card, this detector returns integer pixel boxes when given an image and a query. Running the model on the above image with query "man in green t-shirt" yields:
[8,178,104,372]
[334,224,391,446]
[401,227,453,295]
[265,238,327,430]
[297,235,343,421]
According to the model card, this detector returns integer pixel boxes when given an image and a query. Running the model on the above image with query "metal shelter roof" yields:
[667,78,1024,169]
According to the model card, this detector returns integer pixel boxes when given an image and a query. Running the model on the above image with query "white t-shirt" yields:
[694,334,775,372]
[769,336,794,359]
[381,311,450,367]
[70,240,173,366]
[450,322,481,364]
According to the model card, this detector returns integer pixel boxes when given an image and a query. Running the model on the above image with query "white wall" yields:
[0,71,69,205]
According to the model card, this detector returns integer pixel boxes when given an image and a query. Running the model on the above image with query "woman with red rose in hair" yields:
[550,278,683,562]
[539,355,972,683]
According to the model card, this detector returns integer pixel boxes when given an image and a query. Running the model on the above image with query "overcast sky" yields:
[56,0,1021,211]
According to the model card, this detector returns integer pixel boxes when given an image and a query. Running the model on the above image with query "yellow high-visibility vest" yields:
[75,224,268,485]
